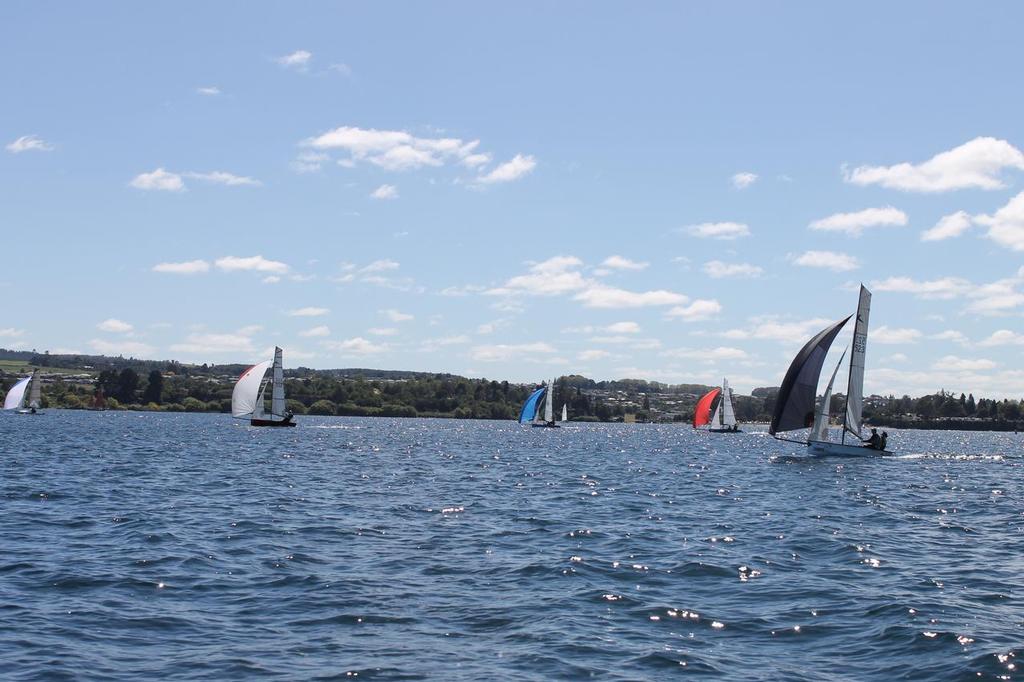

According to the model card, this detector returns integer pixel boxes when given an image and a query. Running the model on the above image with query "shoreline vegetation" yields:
[1,349,1021,432]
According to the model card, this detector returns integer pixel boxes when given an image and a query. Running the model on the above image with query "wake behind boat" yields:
[232,347,295,427]
[769,285,891,456]
[3,370,44,414]
[693,378,741,432]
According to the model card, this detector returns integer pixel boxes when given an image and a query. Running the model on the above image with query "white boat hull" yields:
[807,440,890,457]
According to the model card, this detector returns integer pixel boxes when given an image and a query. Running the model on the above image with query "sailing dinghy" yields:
[519,379,559,428]
[232,347,295,427]
[4,370,43,414]
[693,379,741,432]
[769,285,890,456]
[561,403,568,423]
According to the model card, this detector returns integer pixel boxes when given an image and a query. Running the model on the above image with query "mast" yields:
[842,286,872,444]
[271,346,286,419]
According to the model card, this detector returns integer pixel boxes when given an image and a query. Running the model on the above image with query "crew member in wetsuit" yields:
[878,432,888,451]
[864,428,880,449]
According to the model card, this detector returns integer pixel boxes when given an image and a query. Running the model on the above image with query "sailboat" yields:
[518,379,559,428]
[232,346,295,427]
[3,370,43,414]
[693,378,740,432]
[769,285,890,456]
[561,403,568,423]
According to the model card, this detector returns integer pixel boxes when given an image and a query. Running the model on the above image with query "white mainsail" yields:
[561,403,568,422]
[843,286,872,440]
[28,371,41,409]
[271,346,286,418]
[543,378,554,423]
[232,360,272,418]
[3,377,31,410]
[811,349,847,442]
[721,378,737,428]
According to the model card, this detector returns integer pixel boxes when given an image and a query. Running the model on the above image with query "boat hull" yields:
[531,422,560,428]
[16,409,43,415]
[708,428,742,433]
[807,440,890,457]
[250,415,296,427]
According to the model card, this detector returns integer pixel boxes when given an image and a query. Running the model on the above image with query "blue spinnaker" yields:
[518,387,546,424]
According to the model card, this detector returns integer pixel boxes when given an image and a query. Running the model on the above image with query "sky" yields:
[2,2,1023,398]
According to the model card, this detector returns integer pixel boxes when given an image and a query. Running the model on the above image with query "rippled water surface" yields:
[1,411,1022,680]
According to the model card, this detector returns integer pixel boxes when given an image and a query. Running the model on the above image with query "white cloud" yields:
[323,337,388,356]
[361,259,400,273]
[288,307,329,317]
[0,328,25,337]
[921,211,973,242]
[185,171,261,186]
[931,330,968,344]
[601,255,649,271]
[299,325,330,338]
[487,256,588,297]
[170,333,256,354]
[882,353,909,363]
[933,355,996,371]
[130,168,185,192]
[277,50,312,69]
[791,250,860,272]
[6,134,54,153]
[475,154,536,184]
[262,276,281,284]
[703,260,763,278]
[368,327,398,336]
[978,330,1024,346]
[665,299,722,321]
[723,317,834,343]
[731,172,758,189]
[470,342,556,362]
[576,285,689,309]
[97,318,133,334]
[215,255,289,274]
[809,206,907,236]
[196,86,221,96]
[975,191,1024,251]
[870,276,972,299]
[90,339,156,357]
[420,335,471,351]
[381,309,413,322]
[662,346,748,361]
[685,222,750,240]
[579,349,612,361]
[872,326,922,344]
[152,259,210,274]
[844,137,1024,192]
[606,321,641,334]
[328,63,352,77]
[291,151,330,174]
[370,184,398,200]
[303,125,490,173]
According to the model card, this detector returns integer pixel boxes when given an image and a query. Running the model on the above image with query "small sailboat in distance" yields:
[770,284,890,456]
[561,403,568,423]
[693,379,741,432]
[4,370,43,414]
[232,347,295,427]
[519,379,559,428]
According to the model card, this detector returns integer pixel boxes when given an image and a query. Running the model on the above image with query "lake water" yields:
[1,410,1021,680]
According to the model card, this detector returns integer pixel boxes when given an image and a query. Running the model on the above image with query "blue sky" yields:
[3,2,1023,397]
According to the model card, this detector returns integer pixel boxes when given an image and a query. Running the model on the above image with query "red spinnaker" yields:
[693,388,721,428]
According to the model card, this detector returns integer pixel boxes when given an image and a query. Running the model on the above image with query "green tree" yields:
[116,368,139,403]
[142,370,164,404]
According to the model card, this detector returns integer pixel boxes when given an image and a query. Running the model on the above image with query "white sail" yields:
[811,349,847,442]
[721,378,737,427]
[561,403,568,422]
[709,401,722,429]
[543,378,554,423]
[232,360,272,418]
[3,377,31,410]
[844,286,872,439]
[28,371,41,409]
[271,347,286,418]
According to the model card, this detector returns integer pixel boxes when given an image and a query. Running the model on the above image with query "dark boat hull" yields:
[250,415,296,427]
[708,428,742,433]
[531,422,560,428]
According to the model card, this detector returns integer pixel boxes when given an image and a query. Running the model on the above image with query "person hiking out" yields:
[878,432,888,451]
